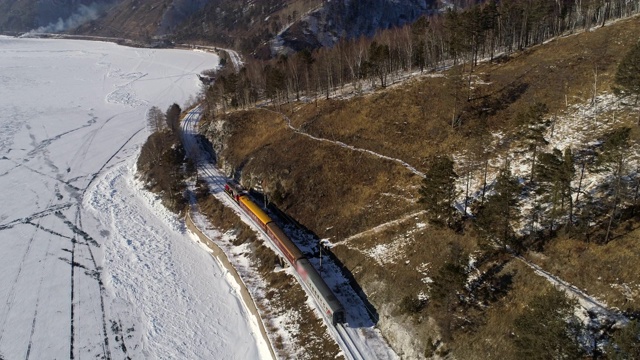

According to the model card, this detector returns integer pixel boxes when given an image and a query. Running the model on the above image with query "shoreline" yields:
[185,212,277,360]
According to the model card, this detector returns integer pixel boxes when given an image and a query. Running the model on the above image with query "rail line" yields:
[181,106,374,360]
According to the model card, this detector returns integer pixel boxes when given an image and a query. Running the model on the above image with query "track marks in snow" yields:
[25,216,56,360]
[25,220,73,240]
[517,256,627,325]
[0,203,73,231]
[57,209,111,360]
[76,210,112,360]
[0,163,21,177]
[86,159,267,359]
[105,67,149,107]
[0,208,45,346]
[26,115,98,158]
[82,127,144,196]
[3,157,81,193]
[55,211,100,247]
[342,210,427,245]
[110,320,131,360]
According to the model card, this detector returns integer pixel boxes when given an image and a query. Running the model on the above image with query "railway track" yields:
[181,106,376,360]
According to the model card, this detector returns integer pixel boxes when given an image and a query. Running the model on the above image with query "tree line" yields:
[137,103,192,213]
[203,0,640,117]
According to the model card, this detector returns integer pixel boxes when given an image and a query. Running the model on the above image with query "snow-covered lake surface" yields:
[0,37,271,359]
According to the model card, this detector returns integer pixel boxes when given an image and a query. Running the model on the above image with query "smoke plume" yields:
[30,3,101,34]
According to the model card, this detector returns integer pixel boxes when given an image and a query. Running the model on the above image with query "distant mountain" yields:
[0,0,439,58]
[272,0,436,56]
[0,0,117,34]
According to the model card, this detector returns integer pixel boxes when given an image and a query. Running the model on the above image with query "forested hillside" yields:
[197,0,640,357]
[0,0,116,33]
[0,0,436,57]
[204,0,640,110]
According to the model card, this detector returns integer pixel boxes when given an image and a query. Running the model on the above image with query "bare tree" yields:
[146,106,165,133]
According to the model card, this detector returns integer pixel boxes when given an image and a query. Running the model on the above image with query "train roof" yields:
[226,180,246,193]
[238,195,272,225]
[266,222,304,262]
[297,259,343,313]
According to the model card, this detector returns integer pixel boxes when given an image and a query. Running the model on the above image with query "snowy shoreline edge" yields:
[185,212,277,360]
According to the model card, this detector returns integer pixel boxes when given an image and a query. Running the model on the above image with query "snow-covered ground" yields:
[0,37,271,359]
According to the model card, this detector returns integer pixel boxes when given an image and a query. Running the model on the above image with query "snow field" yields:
[85,160,271,359]
[0,37,270,360]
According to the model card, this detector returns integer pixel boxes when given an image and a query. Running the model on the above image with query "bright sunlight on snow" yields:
[0,37,271,359]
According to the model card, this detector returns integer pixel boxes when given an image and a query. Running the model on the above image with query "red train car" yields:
[223,181,345,325]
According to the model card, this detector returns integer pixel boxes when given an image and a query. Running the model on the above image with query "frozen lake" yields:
[0,37,270,359]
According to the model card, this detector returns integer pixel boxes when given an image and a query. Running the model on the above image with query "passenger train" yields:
[224,180,346,325]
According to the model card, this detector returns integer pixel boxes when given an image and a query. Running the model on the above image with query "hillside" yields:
[0,0,436,56]
[198,15,640,358]
[0,0,116,33]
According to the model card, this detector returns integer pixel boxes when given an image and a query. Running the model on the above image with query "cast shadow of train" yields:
[249,189,379,328]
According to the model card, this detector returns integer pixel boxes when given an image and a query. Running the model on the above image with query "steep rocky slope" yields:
[274,0,435,54]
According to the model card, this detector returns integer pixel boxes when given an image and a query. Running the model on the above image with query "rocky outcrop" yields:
[275,0,436,54]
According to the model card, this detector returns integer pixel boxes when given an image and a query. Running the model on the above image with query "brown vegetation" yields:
[136,130,188,213]
[199,15,640,359]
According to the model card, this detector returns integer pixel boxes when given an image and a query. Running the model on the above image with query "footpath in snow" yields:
[0,36,269,360]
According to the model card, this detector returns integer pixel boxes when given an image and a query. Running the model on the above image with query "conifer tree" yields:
[419,155,460,228]
[607,319,640,359]
[536,148,576,230]
[429,243,467,341]
[518,102,550,182]
[366,41,391,88]
[475,167,521,250]
[513,288,584,360]
[614,40,640,124]
[165,103,182,136]
[411,17,428,72]
[596,127,632,243]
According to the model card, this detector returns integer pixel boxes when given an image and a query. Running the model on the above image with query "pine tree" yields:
[614,40,640,124]
[429,243,467,342]
[518,102,550,182]
[366,41,391,88]
[475,167,522,250]
[607,319,640,359]
[411,16,428,72]
[513,288,584,360]
[165,103,182,136]
[614,41,640,104]
[596,127,632,243]
[419,155,460,228]
[536,148,576,231]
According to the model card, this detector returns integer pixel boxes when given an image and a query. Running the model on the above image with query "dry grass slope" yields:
[200,16,640,359]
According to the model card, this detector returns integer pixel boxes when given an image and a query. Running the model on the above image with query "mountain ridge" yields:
[0,0,438,57]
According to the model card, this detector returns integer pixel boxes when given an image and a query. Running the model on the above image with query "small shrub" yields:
[398,294,427,315]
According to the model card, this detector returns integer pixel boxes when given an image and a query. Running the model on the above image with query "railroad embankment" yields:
[185,212,277,360]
